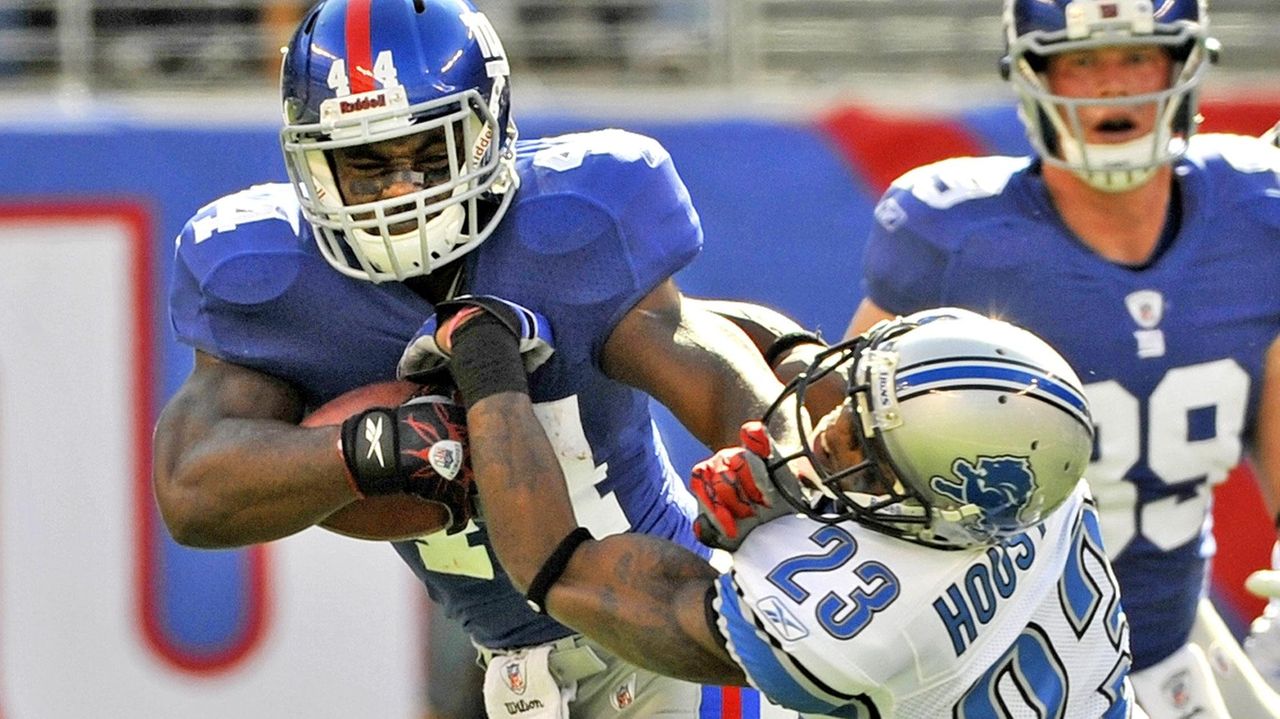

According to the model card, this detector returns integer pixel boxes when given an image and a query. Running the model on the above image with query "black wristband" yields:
[448,313,529,405]
[762,330,826,369]
[525,526,594,614]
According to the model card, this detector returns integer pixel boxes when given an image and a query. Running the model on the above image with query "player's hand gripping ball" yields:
[303,380,475,540]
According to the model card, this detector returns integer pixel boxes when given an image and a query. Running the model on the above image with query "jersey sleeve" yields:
[860,184,949,315]
[168,184,310,361]
[860,156,1027,316]
[1189,134,1280,232]
[474,131,703,359]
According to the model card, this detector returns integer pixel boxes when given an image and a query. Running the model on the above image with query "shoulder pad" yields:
[888,156,1029,210]
[1186,133,1280,176]
[520,129,669,174]
[173,183,308,306]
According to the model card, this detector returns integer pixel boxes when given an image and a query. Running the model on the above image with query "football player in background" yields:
[842,0,1280,716]
[417,303,1143,717]
[150,0,802,716]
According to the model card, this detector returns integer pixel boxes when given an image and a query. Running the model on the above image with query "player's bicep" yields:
[602,280,783,449]
[153,351,304,481]
[548,534,746,686]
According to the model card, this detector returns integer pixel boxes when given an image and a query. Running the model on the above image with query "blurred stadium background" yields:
[0,2,1277,718]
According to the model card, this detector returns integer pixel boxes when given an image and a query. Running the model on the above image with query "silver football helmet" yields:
[765,308,1094,549]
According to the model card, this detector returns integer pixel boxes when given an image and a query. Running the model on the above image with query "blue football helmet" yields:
[764,309,1095,549]
[1001,0,1216,192]
[280,0,519,282]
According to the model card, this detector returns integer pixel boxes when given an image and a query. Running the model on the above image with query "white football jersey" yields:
[714,481,1137,718]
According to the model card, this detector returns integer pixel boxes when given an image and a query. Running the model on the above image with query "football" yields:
[303,379,456,541]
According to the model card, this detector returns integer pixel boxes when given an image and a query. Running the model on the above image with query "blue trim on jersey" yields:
[742,686,761,717]
[715,575,862,718]
[898,363,1089,422]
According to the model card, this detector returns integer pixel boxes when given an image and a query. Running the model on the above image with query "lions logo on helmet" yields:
[760,308,1094,549]
[931,456,1037,534]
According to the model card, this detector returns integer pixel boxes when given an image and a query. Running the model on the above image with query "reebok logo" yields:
[363,416,386,467]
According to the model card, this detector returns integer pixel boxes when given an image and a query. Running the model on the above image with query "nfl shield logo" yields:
[610,674,637,710]
[503,658,527,695]
[429,439,464,480]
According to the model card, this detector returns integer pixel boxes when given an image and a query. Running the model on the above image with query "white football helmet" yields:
[1001,0,1216,192]
[765,308,1094,549]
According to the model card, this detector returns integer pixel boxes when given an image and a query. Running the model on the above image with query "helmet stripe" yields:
[344,0,374,93]
[898,362,1090,422]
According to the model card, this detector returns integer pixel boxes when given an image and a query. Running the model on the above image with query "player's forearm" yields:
[465,393,744,685]
[546,535,747,686]
[689,297,810,356]
[464,392,579,591]
[688,299,848,432]
[154,406,355,547]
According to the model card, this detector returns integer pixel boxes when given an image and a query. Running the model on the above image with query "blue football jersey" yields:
[860,134,1280,670]
[170,129,710,649]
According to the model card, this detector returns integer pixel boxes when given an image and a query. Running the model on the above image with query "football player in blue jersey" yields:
[423,304,1144,717]
[843,1,1280,716]
[150,0,802,716]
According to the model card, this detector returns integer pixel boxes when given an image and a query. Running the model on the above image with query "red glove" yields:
[690,421,799,551]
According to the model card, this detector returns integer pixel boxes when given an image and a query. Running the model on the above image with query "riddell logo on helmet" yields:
[472,126,493,164]
[339,94,388,114]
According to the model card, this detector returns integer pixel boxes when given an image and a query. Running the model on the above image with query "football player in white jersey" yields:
[844,1,1280,716]
[407,304,1144,717]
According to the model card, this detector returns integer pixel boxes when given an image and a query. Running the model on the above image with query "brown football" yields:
[303,380,452,541]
